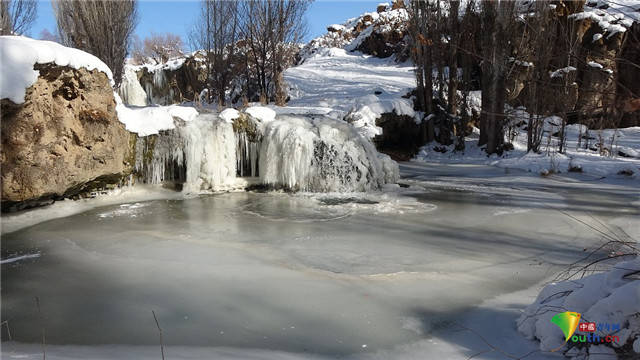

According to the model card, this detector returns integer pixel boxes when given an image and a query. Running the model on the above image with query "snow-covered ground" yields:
[284,48,416,138]
[416,125,640,181]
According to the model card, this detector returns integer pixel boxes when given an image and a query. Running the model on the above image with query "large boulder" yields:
[1,63,134,211]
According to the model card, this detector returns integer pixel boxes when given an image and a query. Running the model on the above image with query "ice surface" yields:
[2,162,638,359]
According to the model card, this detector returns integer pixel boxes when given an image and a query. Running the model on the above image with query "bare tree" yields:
[0,0,37,35]
[408,0,435,143]
[478,0,515,155]
[239,0,311,105]
[38,28,59,42]
[133,32,184,64]
[53,0,138,87]
[190,0,240,105]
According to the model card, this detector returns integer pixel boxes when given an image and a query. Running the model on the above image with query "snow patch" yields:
[219,108,241,123]
[246,106,276,123]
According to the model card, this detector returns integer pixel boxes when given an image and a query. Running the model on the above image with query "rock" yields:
[138,56,207,105]
[391,0,405,10]
[1,63,134,211]
[373,112,427,161]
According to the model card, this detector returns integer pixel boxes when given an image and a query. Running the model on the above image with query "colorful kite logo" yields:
[551,311,582,343]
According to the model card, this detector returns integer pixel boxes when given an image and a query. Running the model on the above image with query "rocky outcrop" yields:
[507,2,639,128]
[137,56,207,105]
[373,113,427,161]
[299,0,411,62]
[1,64,134,211]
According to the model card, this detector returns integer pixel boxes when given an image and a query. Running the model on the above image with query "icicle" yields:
[259,115,398,192]
[119,66,148,106]
[134,114,237,192]
[236,132,260,177]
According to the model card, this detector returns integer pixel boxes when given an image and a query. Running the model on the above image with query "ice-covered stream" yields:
[2,162,638,359]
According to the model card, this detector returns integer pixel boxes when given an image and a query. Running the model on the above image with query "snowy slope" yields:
[284,48,416,138]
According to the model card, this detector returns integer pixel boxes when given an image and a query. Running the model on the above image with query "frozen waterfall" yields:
[119,66,148,106]
[135,114,237,192]
[259,115,398,192]
[134,112,398,193]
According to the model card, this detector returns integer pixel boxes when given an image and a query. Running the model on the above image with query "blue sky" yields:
[32,0,381,49]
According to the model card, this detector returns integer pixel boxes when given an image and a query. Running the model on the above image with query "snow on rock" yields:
[219,108,241,123]
[0,36,113,103]
[570,0,640,38]
[550,66,577,78]
[166,104,199,122]
[245,106,276,123]
[299,4,409,61]
[587,61,604,69]
[517,256,640,356]
[347,94,415,138]
[116,105,175,136]
[115,97,199,136]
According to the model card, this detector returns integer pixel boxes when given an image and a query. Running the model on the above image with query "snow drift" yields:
[518,256,640,358]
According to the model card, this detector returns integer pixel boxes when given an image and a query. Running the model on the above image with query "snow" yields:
[0,36,113,103]
[592,33,603,42]
[115,99,199,136]
[220,108,241,123]
[246,106,276,123]
[550,66,577,78]
[570,0,640,38]
[416,105,640,180]
[518,256,640,355]
[587,61,604,69]
[285,49,415,139]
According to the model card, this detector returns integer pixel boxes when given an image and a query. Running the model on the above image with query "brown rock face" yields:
[138,57,207,105]
[1,63,134,211]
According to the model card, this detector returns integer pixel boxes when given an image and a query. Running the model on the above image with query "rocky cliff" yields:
[1,63,134,211]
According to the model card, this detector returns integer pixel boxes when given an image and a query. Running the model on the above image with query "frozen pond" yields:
[2,162,638,359]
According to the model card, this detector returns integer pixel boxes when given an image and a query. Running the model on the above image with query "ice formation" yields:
[259,115,399,192]
[133,111,397,193]
[236,131,260,177]
[119,65,148,106]
[135,114,237,192]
